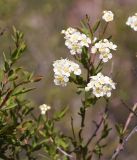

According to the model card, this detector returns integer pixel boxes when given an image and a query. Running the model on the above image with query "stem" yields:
[100,22,108,39]
[121,100,137,118]
[90,54,96,66]
[78,57,91,143]
[71,117,76,140]
[0,89,12,108]
[87,67,90,83]
[89,100,109,159]
[123,103,137,133]
[76,64,90,159]
[110,103,137,160]
[96,60,102,72]
[86,14,94,39]
[125,125,137,142]
[57,147,74,159]
[78,105,86,143]
[86,114,104,147]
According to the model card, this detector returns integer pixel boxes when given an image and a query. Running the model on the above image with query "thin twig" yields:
[100,23,108,39]
[125,125,137,142]
[49,137,74,159]
[71,117,76,140]
[110,103,137,160]
[123,103,137,133]
[0,89,12,108]
[86,113,104,146]
[121,100,137,118]
[90,54,96,65]
[86,14,94,38]
[96,60,102,72]
[57,147,74,159]
[110,125,137,160]
[86,100,109,145]
[78,106,86,142]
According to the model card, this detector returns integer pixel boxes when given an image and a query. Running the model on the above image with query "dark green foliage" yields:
[0,27,70,160]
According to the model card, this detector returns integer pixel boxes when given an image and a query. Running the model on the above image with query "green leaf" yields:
[4,61,10,73]
[54,107,68,121]
[3,52,7,62]
[55,137,68,148]
[12,87,35,96]
[115,124,124,137]
[0,69,4,81]
[22,120,33,129]
[93,20,101,33]
[76,87,84,95]
[1,104,17,111]
[107,35,112,40]
[93,144,102,157]
[11,43,26,61]
[81,47,89,69]
[83,96,98,108]
[101,125,112,139]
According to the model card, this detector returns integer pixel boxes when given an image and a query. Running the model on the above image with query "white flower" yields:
[99,52,112,63]
[61,27,91,55]
[93,37,97,43]
[102,10,114,22]
[126,13,137,31]
[91,39,117,62]
[53,58,81,86]
[54,75,69,87]
[91,46,97,54]
[39,104,51,115]
[85,73,116,98]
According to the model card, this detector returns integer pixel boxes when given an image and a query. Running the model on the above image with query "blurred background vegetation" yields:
[0,0,137,159]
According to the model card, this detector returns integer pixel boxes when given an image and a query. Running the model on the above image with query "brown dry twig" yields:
[110,103,137,160]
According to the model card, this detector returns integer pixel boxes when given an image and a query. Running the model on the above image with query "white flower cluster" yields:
[126,13,137,31]
[39,104,51,115]
[91,39,117,62]
[53,59,81,86]
[61,27,91,55]
[102,10,114,22]
[85,73,116,98]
